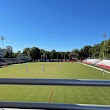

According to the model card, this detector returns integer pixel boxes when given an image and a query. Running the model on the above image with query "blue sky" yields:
[0,0,110,52]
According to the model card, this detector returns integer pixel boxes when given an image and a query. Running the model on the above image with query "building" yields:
[6,46,13,53]
[0,46,13,58]
[0,48,6,58]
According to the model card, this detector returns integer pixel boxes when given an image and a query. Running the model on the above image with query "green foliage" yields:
[98,40,109,58]
[23,47,41,60]
[90,44,100,58]
[51,50,57,59]
[23,48,30,56]
[4,51,10,58]
[105,39,110,58]
[29,47,40,60]
[4,51,17,58]
[40,49,46,54]
[12,52,17,58]
[17,38,110,60]
[79,46,92,59]
[46,51,51,59]
[79,39,110,59]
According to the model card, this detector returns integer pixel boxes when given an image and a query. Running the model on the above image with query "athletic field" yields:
[0,62,110,105]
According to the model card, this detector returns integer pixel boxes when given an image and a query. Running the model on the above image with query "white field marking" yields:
[103,69,105,75]
[58,63,60,70]
[79,62,110,74]
[25,66,28,73]
[42,63,44,73]
[24,63,28,73]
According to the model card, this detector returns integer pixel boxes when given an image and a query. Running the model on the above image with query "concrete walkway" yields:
[79,62,110,74]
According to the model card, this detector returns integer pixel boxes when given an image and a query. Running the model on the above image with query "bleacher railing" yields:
[0,78,110,110]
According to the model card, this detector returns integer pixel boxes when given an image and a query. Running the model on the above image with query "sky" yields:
[0,0,110,52]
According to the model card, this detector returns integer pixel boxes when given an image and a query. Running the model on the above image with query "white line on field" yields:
[79,62,110,74]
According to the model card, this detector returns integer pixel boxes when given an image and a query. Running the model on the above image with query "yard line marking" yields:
[79,62,110,74]
[49,90,54,102]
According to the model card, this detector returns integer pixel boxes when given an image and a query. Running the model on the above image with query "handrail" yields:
[0,78,110,109]
[0,78,110,86]
[0,102,110,110]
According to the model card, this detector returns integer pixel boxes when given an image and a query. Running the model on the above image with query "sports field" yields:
[0,62,110,105]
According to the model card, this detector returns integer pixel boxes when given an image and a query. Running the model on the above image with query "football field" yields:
[0,62,110,105]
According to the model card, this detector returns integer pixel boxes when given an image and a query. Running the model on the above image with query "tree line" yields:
[4,38,110,60]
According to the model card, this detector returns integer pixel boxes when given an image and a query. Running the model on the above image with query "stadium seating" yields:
[82,59,110,70]
[96,60,110,69]
[0,58,26,67]
[82,59,101,65]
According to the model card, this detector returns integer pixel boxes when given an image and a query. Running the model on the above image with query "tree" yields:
[79,46,92,59]
[105,39,110,58]
[29,47,40,61]
[90,44,100,58]
[51,50,57,59]
[4,51,10,58]
[46,51,51,59]
[57,52,62,59]
[40,49,46,54]
[12,52,17,58]
[23,48,30,56]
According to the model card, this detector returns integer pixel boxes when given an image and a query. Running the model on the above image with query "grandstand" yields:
[0,58,27,67]
[82,59,110,70]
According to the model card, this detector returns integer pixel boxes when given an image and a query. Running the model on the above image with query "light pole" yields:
[103,33,106,59]
[1,36,5,49]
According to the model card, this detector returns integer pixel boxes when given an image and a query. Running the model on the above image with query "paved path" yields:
[79,62,110,74]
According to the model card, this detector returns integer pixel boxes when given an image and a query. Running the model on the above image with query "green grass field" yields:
[0,62,110,105]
